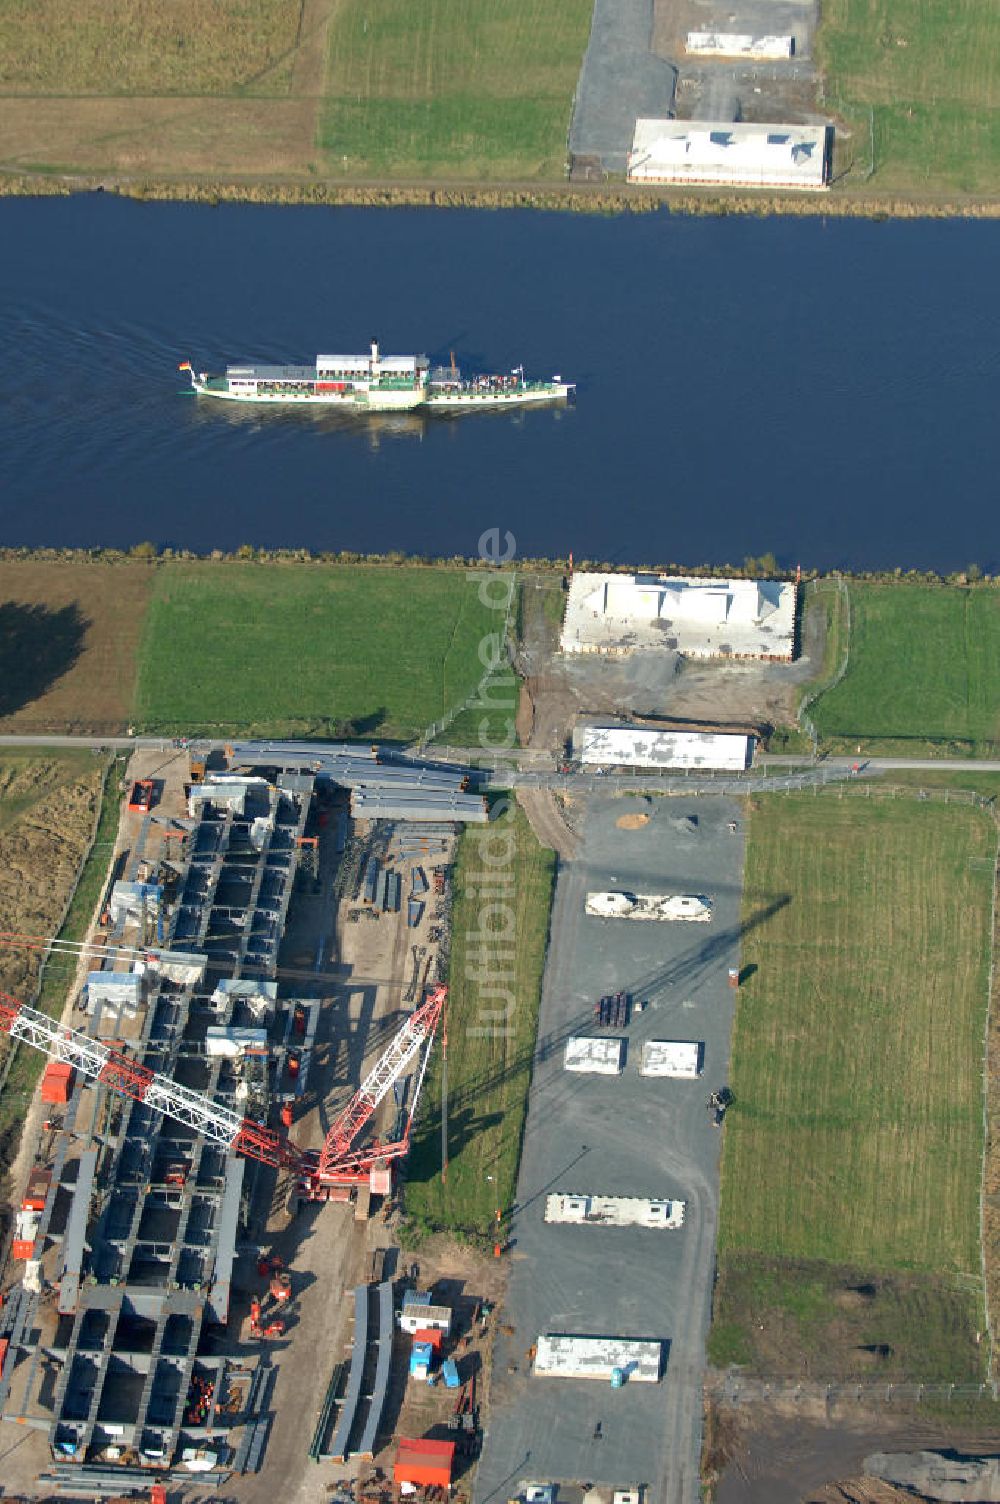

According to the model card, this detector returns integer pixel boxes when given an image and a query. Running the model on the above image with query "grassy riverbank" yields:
[0,0,592,187]
[0,0,302,95]
[819,0,1000,196]
[320,0,593,180]
[0,559,155,736]
[712,791,995,1380]
[133,561,512,741]
[811,583,1000,755]
[6,0,1000,210]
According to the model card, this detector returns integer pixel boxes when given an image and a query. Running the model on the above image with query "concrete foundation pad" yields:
[640,1040,704,1078]
[564,1036,625,1074]
[535,1334,663,1383]
[544,1194,685,1229]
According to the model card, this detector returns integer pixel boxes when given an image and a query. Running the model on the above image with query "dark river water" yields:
[2,195,998,570]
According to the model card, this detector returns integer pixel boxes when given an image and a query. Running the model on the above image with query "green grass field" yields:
[404,803,555,1238]
[321,0,594,179]
[818,0,1000,193]
[133,563,513,741]
[712,792,995,1379]
[811,584,1000,753]
[0,0,301,95]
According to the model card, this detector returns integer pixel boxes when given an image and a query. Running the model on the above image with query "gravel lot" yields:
[474,793,745,1503]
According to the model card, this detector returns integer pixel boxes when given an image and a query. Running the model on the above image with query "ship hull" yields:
[191,382,426,411]
[425,384,572,411]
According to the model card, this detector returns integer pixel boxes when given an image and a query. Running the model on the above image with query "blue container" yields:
[442,1358,461,1388]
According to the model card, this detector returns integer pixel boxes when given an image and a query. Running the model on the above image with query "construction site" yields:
[0,741,498,1503]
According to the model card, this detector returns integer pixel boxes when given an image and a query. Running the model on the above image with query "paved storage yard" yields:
[474,795,745,1503]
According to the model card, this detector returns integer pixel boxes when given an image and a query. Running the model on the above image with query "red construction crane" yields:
[0,978,446,1198]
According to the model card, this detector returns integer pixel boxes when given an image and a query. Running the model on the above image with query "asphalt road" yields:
[3,733,999,779]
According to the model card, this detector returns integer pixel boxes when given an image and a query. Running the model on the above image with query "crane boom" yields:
[0,992,300,1169]
[317,984,446,1181]
[0,927,448,1195]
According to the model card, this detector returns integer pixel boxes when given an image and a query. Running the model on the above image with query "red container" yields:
[11,1240,35,1261]
[394,1437,455,1487]
[41,1062,73,1104]
[23,1167,51,1211]
[413,1327,443,1352]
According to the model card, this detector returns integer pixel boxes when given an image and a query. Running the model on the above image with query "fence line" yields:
[714,1375,1000,1407]
[805,780,993,808]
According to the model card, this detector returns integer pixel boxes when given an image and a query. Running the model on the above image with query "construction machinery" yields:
[594,991,630,1029]
[0,979,447,1199]
[248,1296,285,1340]
[708,1086,734,1127]
[127,779,155,814]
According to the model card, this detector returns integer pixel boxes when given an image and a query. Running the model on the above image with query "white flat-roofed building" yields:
[574,724,753,771]
[562,572,796,659]
[544,1193,685,1229]
[564,1036,625,1075]
[534,1334,663,1382]
[399,1289,452,1335]
[628,119,831,190]
[686,31,793,58]
[641,1040,703,1078]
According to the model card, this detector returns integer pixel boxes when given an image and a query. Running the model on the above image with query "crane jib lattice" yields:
[0,991,282,1161]
[0,978,447,1185]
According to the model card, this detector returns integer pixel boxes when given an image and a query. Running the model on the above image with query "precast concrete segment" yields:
[474,796,745,1503]
[544,1194,685,1229]
[640,1040,703,1077]
[586,891,713,921]
[563,1036,625,1074]
[534,1335,663,1382]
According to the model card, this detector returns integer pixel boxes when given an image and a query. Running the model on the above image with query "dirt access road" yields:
[711,1397,1000,1504]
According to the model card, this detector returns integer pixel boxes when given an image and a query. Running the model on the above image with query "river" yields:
[1,195,998,570]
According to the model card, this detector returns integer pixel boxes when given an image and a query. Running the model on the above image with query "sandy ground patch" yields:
[0,2,340,179]
[711,1399,1000,1504]
[515,786,579,860]
[0,561,154,735]
[0,96,323,177]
